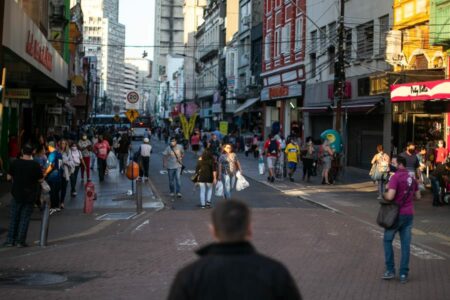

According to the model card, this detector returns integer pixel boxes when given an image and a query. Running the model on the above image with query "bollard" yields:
[84,180,96,214]
[136,179,143,213]
[39,199,50,247]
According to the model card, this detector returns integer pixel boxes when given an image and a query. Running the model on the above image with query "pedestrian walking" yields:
[371,145,390,199]
[163,137,184,198]
[190,131,200,156]
[194,148,217,209]
[381,155,420,284]
[429,161,450,206]
[285,138,300,182]
[93,135,111,182]
[139,138,152,181]
[217,143,242,199]
[69,142,85,197]
[78,134,92,181]
[208,133,221,159]
[44,142,63,214]
[301,138,316,182]
[168,199,302,300]
[60,139,74,209]
[263,134,280,183]
[90,134,99,170]
[117,134,131,174]
[399,142,420,179]
[320,139,334,185]
[434,140,448,166]
[3,144,44,248]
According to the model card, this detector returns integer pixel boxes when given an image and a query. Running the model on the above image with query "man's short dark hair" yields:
[212,200,250,242]
[396,155,406,167]
[22,144,34,156]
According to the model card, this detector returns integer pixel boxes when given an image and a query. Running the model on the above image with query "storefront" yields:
[260,82,304,138]
[391,79,450,150]
[1,0,68,165]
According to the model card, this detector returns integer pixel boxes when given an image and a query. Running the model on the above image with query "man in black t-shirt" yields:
[4,144,43,248]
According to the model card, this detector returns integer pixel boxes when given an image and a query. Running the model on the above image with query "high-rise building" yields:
[81,0,125,111]
[152,0,184,80]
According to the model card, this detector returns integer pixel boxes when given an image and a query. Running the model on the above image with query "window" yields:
[328,22,337,47]
[356,21,374,59]
[282,23,291,54]
[378,15,389,56]
[320,26,326,53]
[295,16,303,51]
[274,28,282,57]
[264,33,271,61]
[311,30,317,53]
[310,53,317,78]
[266,0,272,13]
[345,28,352,60]
[328,47,335,74]
[416,0,426,13]
[357,77,371,96]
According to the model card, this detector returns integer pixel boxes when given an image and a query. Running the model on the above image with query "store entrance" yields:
[412,114,444,148]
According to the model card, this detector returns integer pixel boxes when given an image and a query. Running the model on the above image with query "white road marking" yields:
[175,231,198,251]
[371,229,444,260]
[133,220,149,232]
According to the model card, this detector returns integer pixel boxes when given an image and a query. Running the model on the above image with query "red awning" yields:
[390,79,450,102]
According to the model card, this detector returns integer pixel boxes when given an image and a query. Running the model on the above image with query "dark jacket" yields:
[195,156,216,183]
[168,241,302,300]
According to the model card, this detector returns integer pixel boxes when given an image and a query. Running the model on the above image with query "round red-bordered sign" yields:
[127,91,139,104]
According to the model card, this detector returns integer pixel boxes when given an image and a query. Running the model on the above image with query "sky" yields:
[119,0,155,60]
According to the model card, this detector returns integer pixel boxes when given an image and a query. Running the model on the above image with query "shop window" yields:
[358,77,370,96]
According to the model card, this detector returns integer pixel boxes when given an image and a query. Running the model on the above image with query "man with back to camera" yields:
[167,199,302,300]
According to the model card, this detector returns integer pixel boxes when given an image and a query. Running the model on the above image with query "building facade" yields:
[125,58,153,115]
[81,0,125,111]
[261,0,306,138]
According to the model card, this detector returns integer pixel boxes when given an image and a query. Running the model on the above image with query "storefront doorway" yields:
[412,114,444,147]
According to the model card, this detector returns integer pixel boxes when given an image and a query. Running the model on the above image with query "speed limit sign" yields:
[127,91,139,104]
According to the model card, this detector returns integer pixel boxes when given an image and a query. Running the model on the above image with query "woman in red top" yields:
[8,134,20,163]
[191,132,200,156]
[434,140,448,165]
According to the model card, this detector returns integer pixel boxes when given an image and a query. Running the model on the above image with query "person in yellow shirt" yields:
[285,139,300,182]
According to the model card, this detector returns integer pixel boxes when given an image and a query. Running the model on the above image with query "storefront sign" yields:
[25,31,53,71]
[212,91,222,113]
[48,105,62,114]
[219,121,228,136]
[269,86,289,99]
[2,0,68,88]
[390,79,450,102]
[5,88,30,99]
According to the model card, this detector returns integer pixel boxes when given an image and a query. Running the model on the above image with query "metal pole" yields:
[136,179,143,213]
[334,0,345,132]
[39,199,50,247]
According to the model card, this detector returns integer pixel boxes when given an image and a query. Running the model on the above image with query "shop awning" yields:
[390,79,450,102]
[301,98,384,113]
[234,97,260,114]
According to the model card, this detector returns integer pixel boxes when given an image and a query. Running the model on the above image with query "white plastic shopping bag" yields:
[215,181,224,197]
[106,151,118,169]
[258,156,265,175]
[235,171,249,191]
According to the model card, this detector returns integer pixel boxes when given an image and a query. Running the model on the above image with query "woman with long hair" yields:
[195,148,217,208]
[321,139,334,185]
[371,144,390,199]
[60,139,74,209]
[217,143,242,199]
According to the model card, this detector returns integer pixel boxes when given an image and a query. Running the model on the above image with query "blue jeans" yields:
[168,168,181,193]
[377,177,386,197]
[383,214,413,276]
[430,177,442,205]
[222,174,236,199]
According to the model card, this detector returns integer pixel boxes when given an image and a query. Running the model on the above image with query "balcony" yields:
[198,44,219,62]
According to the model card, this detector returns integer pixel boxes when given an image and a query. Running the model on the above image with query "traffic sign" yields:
[126,91,139,104]
[125,109,139,123]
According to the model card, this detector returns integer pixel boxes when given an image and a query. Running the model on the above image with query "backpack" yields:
[268,140,278,154]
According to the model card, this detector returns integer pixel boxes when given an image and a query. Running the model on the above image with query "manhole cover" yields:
[0,272,67,286]
[96,212,137,220]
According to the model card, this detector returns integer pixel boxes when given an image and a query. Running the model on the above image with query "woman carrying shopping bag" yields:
[194,148,217,209]
[371,144,390,199]
[218,143,242,199]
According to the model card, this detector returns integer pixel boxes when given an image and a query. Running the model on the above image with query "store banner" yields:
[390,79,450,102]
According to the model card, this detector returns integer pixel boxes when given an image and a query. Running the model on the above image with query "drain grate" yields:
[96,212,137,220]
[0,272,67,286]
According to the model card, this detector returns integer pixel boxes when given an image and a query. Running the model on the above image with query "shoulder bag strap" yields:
[170,146,182,165]
[399,182,414,208]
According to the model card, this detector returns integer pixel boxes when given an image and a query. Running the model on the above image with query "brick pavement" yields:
[0,207,449,299]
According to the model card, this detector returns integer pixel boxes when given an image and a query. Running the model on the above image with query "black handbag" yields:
[376,184,412,229]
[191,172,199,183]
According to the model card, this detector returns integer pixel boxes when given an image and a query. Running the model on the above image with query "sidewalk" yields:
[0,159,163,248]
[237,152,450,256]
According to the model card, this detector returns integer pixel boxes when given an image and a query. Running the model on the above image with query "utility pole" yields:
[334,0,345,132]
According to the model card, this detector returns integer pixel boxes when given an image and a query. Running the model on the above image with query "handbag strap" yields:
[170,146,183,166]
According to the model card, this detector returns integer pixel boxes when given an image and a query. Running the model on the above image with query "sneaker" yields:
[49,208,57,215]
[3,242,14,247]
[205,202,212,208]
[381,271,395,280]
[377,196,382,200]
[177,193,182,198]
[169,193,175,197]
[16,243,29,248]
[400,274,408,284]
[71,192,77,197]
[200,205,206,209]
